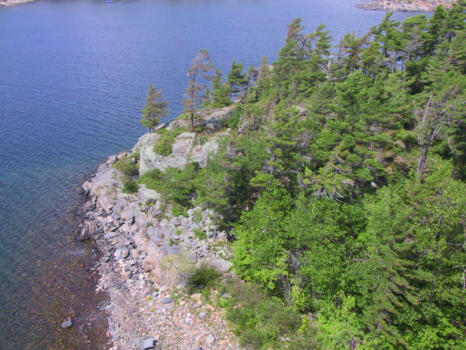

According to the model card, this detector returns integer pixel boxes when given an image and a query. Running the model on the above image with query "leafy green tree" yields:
[140,83,168,132]
[233,183,292,291]
[195,156,229,233]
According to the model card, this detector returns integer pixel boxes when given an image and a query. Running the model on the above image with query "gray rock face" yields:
[198,106,233,132]
[161,297,172,304]
[138,184,160,204]
[60,317,73,329]
[135,107,232,175]
[208,258,233,273]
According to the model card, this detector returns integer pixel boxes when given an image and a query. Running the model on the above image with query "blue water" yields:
[0,0,426,348]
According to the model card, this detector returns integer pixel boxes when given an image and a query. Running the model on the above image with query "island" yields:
[359,0,458,11]
[0,0,35,7]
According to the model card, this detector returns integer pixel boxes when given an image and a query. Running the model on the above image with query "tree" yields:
[140,83,168,132]
[183,50,214,130]
[211,69,231,107]
[227,61,248,99]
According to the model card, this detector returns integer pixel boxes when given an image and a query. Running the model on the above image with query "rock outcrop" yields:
[135,106,233,175]
[79,108,238,349]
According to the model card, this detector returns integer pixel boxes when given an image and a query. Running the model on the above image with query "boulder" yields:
[138,185,160,204]
[60,317,73,329]
[141,338,157,350]
[78,221,99,241]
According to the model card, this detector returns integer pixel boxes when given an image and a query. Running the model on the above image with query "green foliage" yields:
[168,238,180,246]
[171,203,188,217]
[138,162,199,209]
[222,105,242,129]
[140,83,168,132]
[153,127,186,156]
[186,263,219,294]
[223,280,319,349]
[132,7,466,348]
[211,69,232,107]
[113,152,140,177]
[122,179,138,194]
[193,227,206,240]
[233,183,292,291]
[227,61,248,95]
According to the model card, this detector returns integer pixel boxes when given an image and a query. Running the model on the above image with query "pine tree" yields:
[140,83,168,132]
[211,69,231,107]
[227,61,248,98]
[183,50,214,130]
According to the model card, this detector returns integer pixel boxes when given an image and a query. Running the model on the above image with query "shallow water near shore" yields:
[0,0,427,348]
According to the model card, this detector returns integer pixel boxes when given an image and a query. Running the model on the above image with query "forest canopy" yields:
[139,2,465,348]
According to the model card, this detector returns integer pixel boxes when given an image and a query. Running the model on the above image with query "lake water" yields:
[0,0,426,348]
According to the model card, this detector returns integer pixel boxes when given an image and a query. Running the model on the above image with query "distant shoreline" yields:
[358,0,456,11]
[0,0,35,8]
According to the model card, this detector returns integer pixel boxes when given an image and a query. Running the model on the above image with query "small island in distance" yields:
[360,0,457,11]
[0,0,34,7]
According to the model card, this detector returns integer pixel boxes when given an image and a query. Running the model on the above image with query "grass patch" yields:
[193,227,206,240]
[193,210,203,223]
[153,127,186,156]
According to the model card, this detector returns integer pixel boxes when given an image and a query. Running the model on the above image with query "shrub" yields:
[122,180,138,194]
[153,127,186,156]
[113,152,140,177]
[222,280,319,349]
[186,263,220,294]
[168,238,179,246]
[171,203,188,217]
[222,105,242,129]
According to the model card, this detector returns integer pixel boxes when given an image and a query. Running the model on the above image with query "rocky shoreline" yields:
[78,108,239,349]
[358,0,456,11]
[0,0,35,7]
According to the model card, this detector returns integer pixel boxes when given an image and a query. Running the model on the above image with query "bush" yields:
[113,153,139,177]
[186,263,220,294]
[138,163,199,209]
[122,180,138,194]
[222,280,319,349]
[222,105,242,129]
[171,203,188,217]
[153,127,186,156]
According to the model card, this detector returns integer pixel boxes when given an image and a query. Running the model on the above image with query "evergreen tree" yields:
[183,50,214,130]
[227,61,248,98]
[211,69,231,107]
[140,83,168,132]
